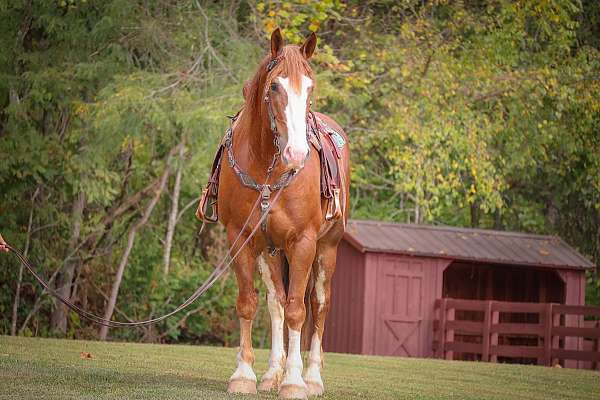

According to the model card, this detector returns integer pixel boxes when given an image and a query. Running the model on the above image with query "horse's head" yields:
[260,28,317,171]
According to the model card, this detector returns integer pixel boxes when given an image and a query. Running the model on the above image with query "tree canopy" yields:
[0,0,599,343]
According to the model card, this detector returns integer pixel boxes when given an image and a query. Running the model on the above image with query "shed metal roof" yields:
[344,220,595,270]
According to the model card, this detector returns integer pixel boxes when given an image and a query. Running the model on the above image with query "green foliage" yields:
[0,0,263,342]
[0,0,599,346]
[257,0,600,301]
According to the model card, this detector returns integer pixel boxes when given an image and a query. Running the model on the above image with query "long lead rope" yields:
[1,172,295,328]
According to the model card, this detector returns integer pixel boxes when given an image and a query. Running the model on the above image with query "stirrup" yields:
[196,187,218,223]
[325,188,342,221]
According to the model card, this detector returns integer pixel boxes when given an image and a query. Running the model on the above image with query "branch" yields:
[176,196,201,225]
[11,187,39,335]
[89,281,146,335]
[194,0,236,80]
[18,144,183,334]
[163,139,185,276]
[98,143,181,340]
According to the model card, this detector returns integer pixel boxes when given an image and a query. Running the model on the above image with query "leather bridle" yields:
[225,54,313,253]
[0,55,317,330]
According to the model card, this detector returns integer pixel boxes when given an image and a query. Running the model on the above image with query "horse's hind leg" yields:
[227,230,259,394]
[257,253,287,391]
[303,241,337,397]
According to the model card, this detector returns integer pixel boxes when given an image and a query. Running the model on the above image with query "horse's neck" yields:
[235,109,277,172]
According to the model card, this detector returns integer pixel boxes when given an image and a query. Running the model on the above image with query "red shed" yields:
[324,220,598,369]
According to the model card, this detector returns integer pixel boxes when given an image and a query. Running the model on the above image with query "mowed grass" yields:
[0,336,598,400]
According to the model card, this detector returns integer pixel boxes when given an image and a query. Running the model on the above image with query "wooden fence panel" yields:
[491,323,544,335]
[553,305,600,317]
[434,298,600,370]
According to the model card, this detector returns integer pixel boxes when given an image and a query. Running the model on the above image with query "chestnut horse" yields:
[217,29,349,399]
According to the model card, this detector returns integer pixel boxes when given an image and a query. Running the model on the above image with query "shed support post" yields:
[551,311,560,367]
[543,303,553,366]
[439,298,447,359]
[482,300,492,362]
[489,309,499,363]
[445,305,455,361]
[594,321,600,371]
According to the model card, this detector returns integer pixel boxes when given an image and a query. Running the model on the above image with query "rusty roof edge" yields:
[554,237,596,269]
[347,219,565,241]
[342,230,367,253]
[345,219,597,270]
[356,245,593,270]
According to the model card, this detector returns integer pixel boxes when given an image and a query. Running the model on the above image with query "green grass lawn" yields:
[0,336,598,400]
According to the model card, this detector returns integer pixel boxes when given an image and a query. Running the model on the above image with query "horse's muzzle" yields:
[282,145,308,170]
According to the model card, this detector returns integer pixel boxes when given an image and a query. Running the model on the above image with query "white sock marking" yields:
[230,349,257,382]
[315,256,326,313]
[258,256,286,379]
[303,333,324,387]
[282,328,306,388]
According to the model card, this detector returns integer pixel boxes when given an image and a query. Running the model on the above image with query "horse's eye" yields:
[270,83,278,92]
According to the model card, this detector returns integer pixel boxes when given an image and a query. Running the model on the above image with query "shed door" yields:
[374,257,424,357]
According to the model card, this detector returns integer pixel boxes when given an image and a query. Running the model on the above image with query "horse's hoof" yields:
[305,381,324,397]
[227,378,257,395]
[258,377,278,392]
[278,384,308,399]
[259,369,284,392]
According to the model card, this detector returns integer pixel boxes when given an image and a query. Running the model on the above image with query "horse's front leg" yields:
[303,242,337,396]
[279,234,317,400]
[227,230,259,395]
[257,253,287,391]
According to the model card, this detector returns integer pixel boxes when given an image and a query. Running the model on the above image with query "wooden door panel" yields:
[375,258,424,357]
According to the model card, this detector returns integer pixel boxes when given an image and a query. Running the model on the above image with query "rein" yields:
[0,53,302,329]
[1,74,298,327]
[0,181,292,328]
[223,52,308,252]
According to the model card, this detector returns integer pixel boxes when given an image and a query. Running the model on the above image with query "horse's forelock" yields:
[270,46,314,94]
[243,45,314,118]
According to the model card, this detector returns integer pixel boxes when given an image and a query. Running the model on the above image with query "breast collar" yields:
[223,54,317,250]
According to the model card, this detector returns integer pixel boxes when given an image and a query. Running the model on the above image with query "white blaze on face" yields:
[278,75,312,168]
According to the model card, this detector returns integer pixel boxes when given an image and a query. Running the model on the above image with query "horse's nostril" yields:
[283,146,307,168]
[283,147,293,160]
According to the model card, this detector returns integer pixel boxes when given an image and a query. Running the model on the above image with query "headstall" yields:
[223,54,311,253]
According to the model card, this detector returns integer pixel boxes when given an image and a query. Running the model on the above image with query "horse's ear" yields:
[271,28,284,58]
[300,32,317,60]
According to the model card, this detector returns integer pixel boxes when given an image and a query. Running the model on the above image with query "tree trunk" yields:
[493,208,503,230]
[470,200,480,228]
[50,191,85,335]
[98,160,173,341]
[163,141,185,277]
[17,173,169,335]
[11,188,39,335]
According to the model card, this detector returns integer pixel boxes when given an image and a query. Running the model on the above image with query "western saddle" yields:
[196,111,345,224]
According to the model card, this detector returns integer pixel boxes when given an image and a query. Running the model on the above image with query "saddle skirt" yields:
[196,111,345,223]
